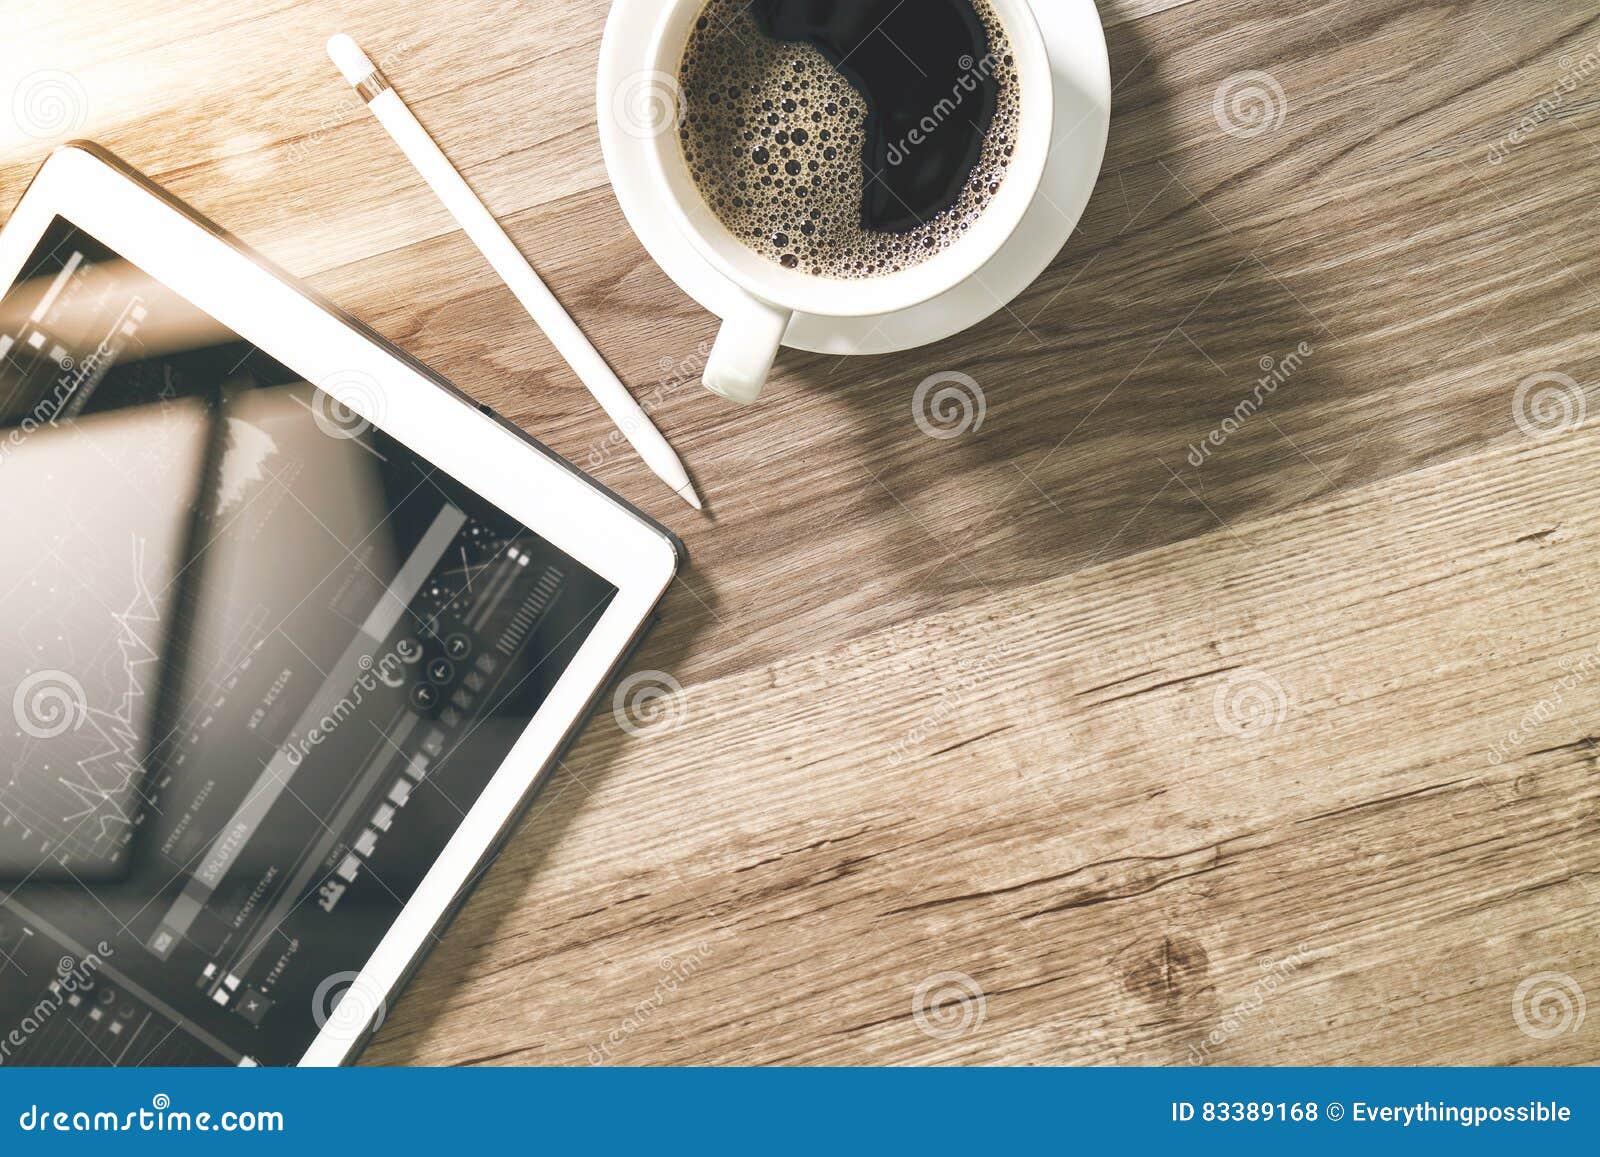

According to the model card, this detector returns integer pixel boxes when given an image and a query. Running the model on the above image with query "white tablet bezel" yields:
[0,144,681,1066]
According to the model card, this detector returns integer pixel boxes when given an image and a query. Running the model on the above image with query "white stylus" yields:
[326,33,703,511]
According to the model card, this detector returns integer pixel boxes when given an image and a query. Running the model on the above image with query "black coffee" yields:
[676,0,1020,279]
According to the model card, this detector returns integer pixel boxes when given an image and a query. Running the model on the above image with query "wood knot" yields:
[1120,934,1210,1006]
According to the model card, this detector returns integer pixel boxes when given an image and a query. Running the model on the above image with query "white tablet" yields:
[0,143,681,1066]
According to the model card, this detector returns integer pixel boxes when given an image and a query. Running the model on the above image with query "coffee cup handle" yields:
[701,294,792,404]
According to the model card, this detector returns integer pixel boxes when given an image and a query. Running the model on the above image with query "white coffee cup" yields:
[633,0,1055,403]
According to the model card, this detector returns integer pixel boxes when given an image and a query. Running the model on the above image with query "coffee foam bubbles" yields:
[676,0,1019,279]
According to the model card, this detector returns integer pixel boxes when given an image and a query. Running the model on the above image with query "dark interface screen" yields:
[0,217,616,1066]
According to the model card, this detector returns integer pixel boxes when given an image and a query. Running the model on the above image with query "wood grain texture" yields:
[4,0,1596,1064]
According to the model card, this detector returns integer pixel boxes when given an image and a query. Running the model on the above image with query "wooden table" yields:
[6,0,1597,1065]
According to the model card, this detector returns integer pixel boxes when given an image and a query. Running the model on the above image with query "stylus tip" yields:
[677,483,704,511]
[326,33,377,87]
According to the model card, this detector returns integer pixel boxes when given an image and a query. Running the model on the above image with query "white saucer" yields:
[596,0,1110,357]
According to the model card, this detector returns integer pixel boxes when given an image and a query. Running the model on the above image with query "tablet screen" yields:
[0,217,617,1065]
